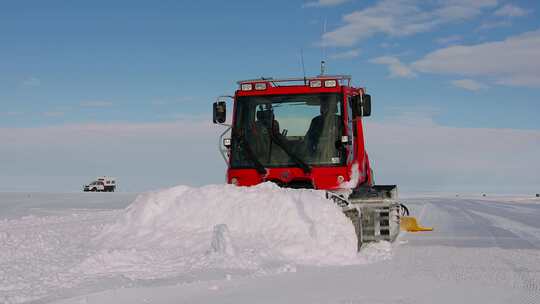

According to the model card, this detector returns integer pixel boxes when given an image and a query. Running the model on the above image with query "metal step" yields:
[360,205,399,243]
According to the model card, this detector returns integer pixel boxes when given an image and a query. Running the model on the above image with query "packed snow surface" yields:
[1,189,540,303]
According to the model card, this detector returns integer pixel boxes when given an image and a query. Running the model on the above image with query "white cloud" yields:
[494,4,530,17]
[304,0,350,8]
[150,96,194,106]
[476,4,529,31]
[412,29,540,87]
[151,100,168,105]
[476,20,511,31]
[451,79,487,91]
[495,75,540,87]
[364,119,540,193]
[321,0,497,47]
[380,42,399,48]
[43,111,65,117]
[370,56,416,78]
[329,49,361,59]
[1,111,23,116]
[0,118,226,192]
[22,77,41,87]
[435,35,462,45]
[2,116,538,193]
[80,101,114,107]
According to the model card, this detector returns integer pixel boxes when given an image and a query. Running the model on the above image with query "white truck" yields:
[83,177,117,192]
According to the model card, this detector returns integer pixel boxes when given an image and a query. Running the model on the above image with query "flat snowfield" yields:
[1,186,539,304]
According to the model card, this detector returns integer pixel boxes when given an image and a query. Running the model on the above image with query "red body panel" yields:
[226,79,373,190]
[227,166,351,190]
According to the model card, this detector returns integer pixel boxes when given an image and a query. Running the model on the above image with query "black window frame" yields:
[230,92,347,170]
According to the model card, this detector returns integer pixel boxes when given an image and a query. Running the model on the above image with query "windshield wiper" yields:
[238,133,266,175]
[266,126,311,174]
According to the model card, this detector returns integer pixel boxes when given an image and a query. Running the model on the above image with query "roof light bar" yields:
[324,79,337,87]
[241,83,253,91]
[309,80,322,88]
[237,75,351,86]
[254,83,267,90]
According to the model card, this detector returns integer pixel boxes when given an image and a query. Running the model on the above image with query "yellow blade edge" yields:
[400,216,434,232]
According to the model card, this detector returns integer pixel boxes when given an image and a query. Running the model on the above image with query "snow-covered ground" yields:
[1,185,539,303]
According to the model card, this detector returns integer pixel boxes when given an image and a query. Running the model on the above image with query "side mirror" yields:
[213,101,226,124]
[362,94,371,117]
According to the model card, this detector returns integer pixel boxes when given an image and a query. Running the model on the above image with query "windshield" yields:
[231,93,345,168]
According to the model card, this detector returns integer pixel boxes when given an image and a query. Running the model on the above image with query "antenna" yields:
[300,48,307,84]
[322,18,327,61]
[320,18,327,75]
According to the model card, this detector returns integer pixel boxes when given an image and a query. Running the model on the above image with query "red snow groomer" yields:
[213,74,431,250]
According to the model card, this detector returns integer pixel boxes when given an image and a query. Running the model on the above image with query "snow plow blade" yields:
[338,185,402,250]
[400,216,433,232]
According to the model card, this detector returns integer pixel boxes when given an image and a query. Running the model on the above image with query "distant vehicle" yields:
[83,177,117,192]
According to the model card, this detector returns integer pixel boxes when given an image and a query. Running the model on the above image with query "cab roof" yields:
[235,75,363,97]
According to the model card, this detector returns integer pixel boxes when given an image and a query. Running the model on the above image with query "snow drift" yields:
[79,183,380,279]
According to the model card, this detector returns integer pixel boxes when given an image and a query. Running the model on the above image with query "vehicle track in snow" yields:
[466,205,540,295]
[405,198,540,299]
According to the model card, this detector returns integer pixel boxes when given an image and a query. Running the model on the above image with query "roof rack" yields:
[237,75,351,86]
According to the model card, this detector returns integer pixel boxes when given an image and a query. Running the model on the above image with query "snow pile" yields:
[0,210,120,304]
[79,183,373,279]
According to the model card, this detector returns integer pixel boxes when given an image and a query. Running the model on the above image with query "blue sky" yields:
[2,0,540,192]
